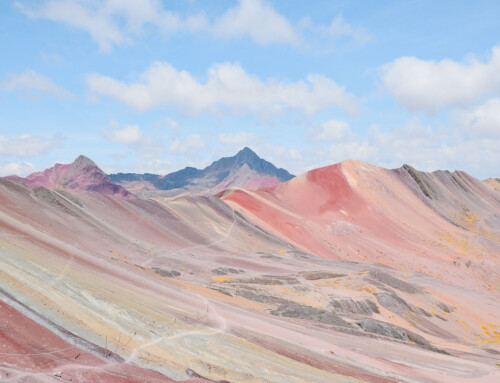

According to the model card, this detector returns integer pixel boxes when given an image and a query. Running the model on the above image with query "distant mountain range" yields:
[4,155,133,199]
[1,147,500,382]
[1,150,499,382]
[109,147,295,198]
[4,147,498,222]
[2,147,294,199]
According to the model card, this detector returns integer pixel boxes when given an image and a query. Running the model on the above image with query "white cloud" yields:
[40,52,64,64]
[0,69,74,99]
[308,119,356,142]
[324,15,371,44]
[316,121,449,170]
[130,159,173,175]
[103,158,173,175]
[247,143,303,174]
[87,61,359,116]
[17,0,368,51]
[104,124,143,145]
[304,119,499,178]
[16,0,205,52]
[17,0,163,52]
[242,117,494,179]
[0,134,58,158]
[381,46,500,113]
[213,0,298,45]
[102,121,207,157]
[451,98,500,138]
[102,122,163,157]
[168,134,206,154]
[218,132,260,146]
[17,0,122,53]
[300,14,371,48]
[0,161,37,176]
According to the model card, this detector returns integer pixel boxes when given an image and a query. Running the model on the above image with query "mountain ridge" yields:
[1,151,499,382]
[3,155,133,199]
[109,147,295,198]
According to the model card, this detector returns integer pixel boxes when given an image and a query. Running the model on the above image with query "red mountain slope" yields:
[222,160,500,293]
[4,155,133,199]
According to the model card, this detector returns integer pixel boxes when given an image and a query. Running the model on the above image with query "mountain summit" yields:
[5,155,132,199]
[110,147,294,198]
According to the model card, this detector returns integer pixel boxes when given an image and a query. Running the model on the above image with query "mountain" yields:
[222,159,500,292]
[1,157,499,382]
[1,157,500,382]
[393,164,500,232]
[109,147,294,198]
[4,155,133,199]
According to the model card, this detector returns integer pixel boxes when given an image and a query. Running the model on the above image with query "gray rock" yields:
[261,275,300,284]
[234,290,290,305]
[413,306,432,317]
[369,271,419,294]
[358,319,407,340]
[374,293,411,314]
[152,268,181,278]
[212,267,242,276]
[357,319,448,354]
[56,189,85,207]
[302,272,346,280]
[260,254,282,260]
[32,187,65,208]
[329,298,379,316]
[358,319,428,345]
[437,302,455,313]
[207,286,233,296]
[484,348,500,355]
[270,303,351,327]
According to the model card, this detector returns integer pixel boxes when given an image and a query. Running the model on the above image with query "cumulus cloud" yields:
[451,98,500,138]
[381,46,500,113]
[103,158,174,176]
[300,14,371,48]
[102,121,207,157]
[0,134,59,158]
[17,0,123,52]
[168,134,206,154]
[16,0,206,52]
[304,119,499,178]
[314,120,449,170]
[102,122,158,157]
[87,61,359,116]
[308,119,356,142]
[262,144,303,163]
[103,124,143,145]
[17,0,368,51]
[324,15,371,44]
[213,0,298,45]
[0,69,74,99]
[218,132,260,146]
[128,159,173,175]
[0,161,37,176]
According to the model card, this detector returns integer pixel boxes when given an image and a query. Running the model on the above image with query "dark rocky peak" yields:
[234,147,261,165]
[70,155,103,173]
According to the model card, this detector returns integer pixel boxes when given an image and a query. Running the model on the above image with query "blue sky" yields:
[1,0,499,178]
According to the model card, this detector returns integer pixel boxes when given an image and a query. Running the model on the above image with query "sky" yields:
[1,0,499,179]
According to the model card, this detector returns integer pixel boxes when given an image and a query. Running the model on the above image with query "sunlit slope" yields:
[222,160,500,294]
[1,164,499,382]
[393,164,500,236]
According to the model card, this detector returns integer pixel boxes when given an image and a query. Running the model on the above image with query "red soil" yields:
[0,301,207,382]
